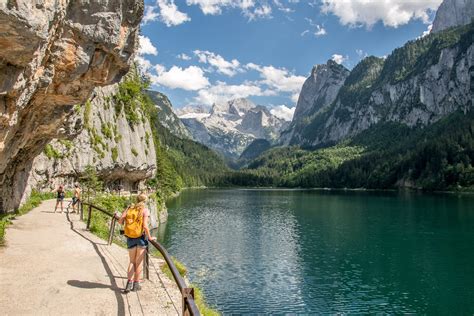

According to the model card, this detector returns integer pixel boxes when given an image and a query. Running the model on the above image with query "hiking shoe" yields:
[123,280,134,293]
[132,281,141,291]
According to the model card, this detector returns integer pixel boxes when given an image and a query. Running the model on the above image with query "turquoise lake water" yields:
[159,189,474,314]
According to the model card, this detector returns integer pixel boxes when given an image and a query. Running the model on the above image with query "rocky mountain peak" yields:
[180,98,288,159]
[294,59,350,121]
[432,0,474,33]
[285,21,473,148]
[280,59,350,145]
[211,98,256,116]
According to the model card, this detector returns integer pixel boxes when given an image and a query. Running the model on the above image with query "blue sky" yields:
[138,0,442,115]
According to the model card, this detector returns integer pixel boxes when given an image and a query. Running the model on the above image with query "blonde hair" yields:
[133,193,147,209]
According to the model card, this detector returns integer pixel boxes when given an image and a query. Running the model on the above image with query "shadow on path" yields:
[65,212,126,316]
[67,280,115,290]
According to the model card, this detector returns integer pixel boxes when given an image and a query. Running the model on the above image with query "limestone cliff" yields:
[280,60,350,145]
[0,0,143,212]
[432,0,474,33]
[288,23,473,148]
[25,80,156,204]
[146,90,191,139]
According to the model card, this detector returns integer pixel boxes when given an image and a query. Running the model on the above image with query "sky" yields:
[138,0,442,118]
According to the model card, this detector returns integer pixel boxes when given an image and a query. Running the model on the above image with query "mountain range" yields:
[177,98,290,159]
[228,0,474,190]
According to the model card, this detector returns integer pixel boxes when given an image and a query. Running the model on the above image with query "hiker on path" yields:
[71,183,81,213]
[117,193,156,293]
[53,185,65,213]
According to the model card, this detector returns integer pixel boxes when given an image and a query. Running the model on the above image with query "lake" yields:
[158,189,474,314]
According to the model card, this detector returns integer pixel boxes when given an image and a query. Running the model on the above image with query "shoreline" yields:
[176,185,474,195]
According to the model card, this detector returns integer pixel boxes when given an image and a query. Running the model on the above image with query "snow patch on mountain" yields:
[179,98,289,159]
[270,105,295,121]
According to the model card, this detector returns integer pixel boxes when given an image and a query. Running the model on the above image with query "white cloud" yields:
[244,4,272,20]
[143,5,160,23]
[274,0,294,13]
[186,0,255,15]
[135,55,153,72]
[355,49,368,58]
[321,0,442,28]
[151,65,209,91]
[177,53,192,60]
[194,50,242,76]
[270,105,295,121]
[291,92,300,103]
[157,0,190,27]
[138,35,158,56]
[331,54,348,64]
[246,63,306,93]
[186,0,272,20]
[314,24,327,36]
[304,18,327,37]
[300,29,309,36]
[421,24,433,37]
[195,81,276,105]
[154,64,166,74]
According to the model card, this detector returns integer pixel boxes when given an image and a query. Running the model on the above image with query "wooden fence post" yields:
[182,288,195,316]
[143,247,150,280]
[108,217,116,245]
[86,205,92,229]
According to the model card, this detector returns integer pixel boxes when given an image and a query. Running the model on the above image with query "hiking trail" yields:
[0,199,181,315]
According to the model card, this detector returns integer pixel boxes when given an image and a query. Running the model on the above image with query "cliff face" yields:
[0,0,144,211]
[24,81,156,205]
[280,60,350,145]
[146,90,192,139]
[432,0,474,33]
[289,23,473,148]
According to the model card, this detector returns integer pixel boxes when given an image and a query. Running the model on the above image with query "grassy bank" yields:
[84,194,220,316]
[150,248,219,316]
[0,190,58,245]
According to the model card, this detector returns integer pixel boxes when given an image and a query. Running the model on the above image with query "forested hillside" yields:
[292,22,473,147]
[218,21,474,191]
[222,110,474,190]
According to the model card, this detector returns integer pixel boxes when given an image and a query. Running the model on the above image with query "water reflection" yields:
[160,189,474,314]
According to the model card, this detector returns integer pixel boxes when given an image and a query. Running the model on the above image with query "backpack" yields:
[124,205,144,238]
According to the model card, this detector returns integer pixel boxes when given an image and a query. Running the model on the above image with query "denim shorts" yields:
[126,235,148,249]
[72,197,80,205]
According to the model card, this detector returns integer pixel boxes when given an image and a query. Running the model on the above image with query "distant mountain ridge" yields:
[284,22,473,148]
[179,98,289,159]
[226,0,474,191]
[146,90,191,139]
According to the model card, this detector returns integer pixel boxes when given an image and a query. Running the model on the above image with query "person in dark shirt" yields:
[53,185,65,213]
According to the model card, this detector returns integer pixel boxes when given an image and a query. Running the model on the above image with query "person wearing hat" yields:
[117,193,156,293]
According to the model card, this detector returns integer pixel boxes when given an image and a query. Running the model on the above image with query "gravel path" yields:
[0,199,181,315]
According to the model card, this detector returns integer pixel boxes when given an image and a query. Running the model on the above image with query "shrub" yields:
[111,147,119,162]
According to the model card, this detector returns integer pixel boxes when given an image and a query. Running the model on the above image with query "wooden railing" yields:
[80,202,200,316]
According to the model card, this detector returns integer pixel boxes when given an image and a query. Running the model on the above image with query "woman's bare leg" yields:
[54,200,59,213]
[134,247,146,282]
[59,200,64,213]
[127,247,137,281]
